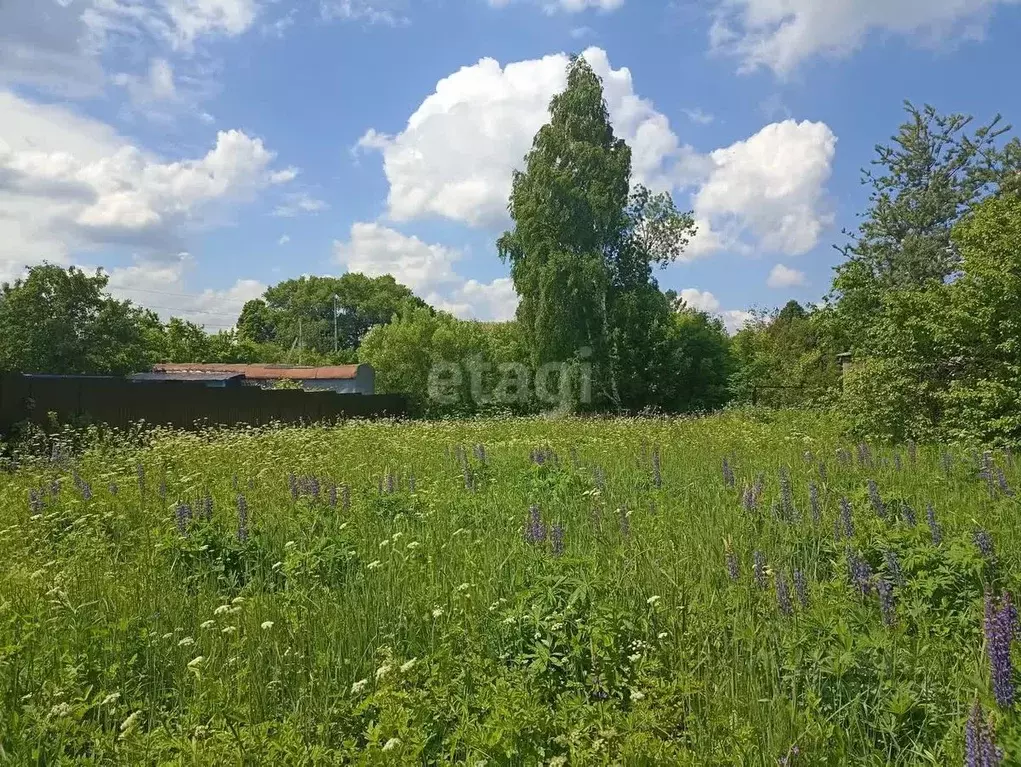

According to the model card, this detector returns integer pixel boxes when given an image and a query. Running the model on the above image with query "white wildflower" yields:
[221,625,237,635]
[379,539,390,548]
[657,632,669,640]
[178,637,195,647]
[631,690,645,701]
[272,561,284,570]
[431,607,443,618]
[187,656,205,668]
[628,653,641,663]
[161,632,173,640]
[382,737,400,752]
[284,540,296,549]
[375,663,391,680]
[351,678,368,694]
[646,595,661,606]
[101,692,120,705]
[119,710,141,736]
[392,531,404,541]
[200,620,215,630]
[231,596,245,605]
[407,541,420,550]
[213,605,231,616]
[49,702,72,718]
[400,658,417,673]
[367,560,382,570]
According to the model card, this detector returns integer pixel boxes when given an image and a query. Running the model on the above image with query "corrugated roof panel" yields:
[152,363,364,380]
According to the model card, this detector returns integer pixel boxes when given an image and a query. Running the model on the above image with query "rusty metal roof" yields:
[153,363,364,380]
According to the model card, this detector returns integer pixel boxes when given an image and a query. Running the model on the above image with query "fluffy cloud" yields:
[766,263,807,288]
[488,0,625,12]
[272,192,329,217]
[711,0,1021,75]
[0,0,260,97]
[333,223,519,321]
[319,0,407,25]
[677,288,754,334]
[106,252,266,328]
[357,46,836,258]
[0,90,292,281]
[694,120,836,256]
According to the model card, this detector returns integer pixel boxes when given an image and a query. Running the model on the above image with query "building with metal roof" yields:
[129,371,244,387]
[149,363,375,394]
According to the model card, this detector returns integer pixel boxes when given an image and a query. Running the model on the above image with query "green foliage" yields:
[498,55,697,411]
[0,264,162,375]
[1,412,1018,763]
[729,301,838,407]
[242,273,429,358]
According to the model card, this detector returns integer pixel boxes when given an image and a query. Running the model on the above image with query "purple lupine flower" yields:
[833,516,843,542]
[876,578,896,626]
[964,700,1003,767]
[966,701,981,767]
[328,482,338,508]
[901,503,917,527]
[524,505,547,545]
[593,466,605,490]
[288,473,298,501]
[809,482,821,524]
[81,481,93,501]
[108,481,119,496]
[839,497,854,539]
[341,484,351,511]
[893,452,903,472]
[725,550,740,581]
[994,467,1014,498]
[49,479,61,497]
[201,493,213,522]
[941,451,954,476]
[753,551,767,590]
[927,503,943,546]
[803,451,814,464]
[867,479,886,520]
[847,550,873,597]
[984,590,1016,708]
[742,485,757,514]
[175,503,192,536]
[158,479,167,500]
[551,524,565,556]
[651,448,662,489]
[793,569,808,608]
[975,529,995,562]
[836,447,851,466]
[980,452,996,496]
[28,489,43,515]
[907,441,917,464]
[385,472,395,495]
[777,745,800,767]
[474,444,487,464]
[722,457,735,489]
[231,474,239,490]
[856,442,872,468]
[236,494,249,543]
[308,476,321,500]
[884,550,905,587]
[409,473,416,494]
[775,572,793,616]
[818,460,828,483]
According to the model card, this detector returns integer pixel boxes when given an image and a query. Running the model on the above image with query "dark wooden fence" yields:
[0,374,406,433]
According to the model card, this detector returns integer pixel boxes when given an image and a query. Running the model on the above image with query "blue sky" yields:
[2,0,1020,332]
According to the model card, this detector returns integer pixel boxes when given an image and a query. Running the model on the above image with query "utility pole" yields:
[333,294,340,354]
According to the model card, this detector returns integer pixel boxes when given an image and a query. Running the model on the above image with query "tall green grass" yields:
[0,410,1016,764]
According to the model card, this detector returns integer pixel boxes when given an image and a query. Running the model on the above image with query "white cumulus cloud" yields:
[357,46,836,259]
[333,223,519,321]
[766,263,807,288]
[0,89,293,282]
[710,0,1021,75]
[488,0,625,12]
[676,288,754,334]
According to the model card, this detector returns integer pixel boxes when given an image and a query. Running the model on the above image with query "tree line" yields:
[3,56,1021,444]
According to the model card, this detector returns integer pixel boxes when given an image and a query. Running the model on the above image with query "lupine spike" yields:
[876,578,896,626]
[236,494,249,543]
[753,551,767,590]
[551,524,565,556]
[808,482,821,524]
[775,572,793,616]
[793,569,808,608]
[926,503,943,546]
[901,502,917,527]
[985,590,1016,708]
[867,479,886,519]
[839,497,854,538]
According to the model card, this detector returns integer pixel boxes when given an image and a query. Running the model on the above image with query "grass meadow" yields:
[1,410,1018,765]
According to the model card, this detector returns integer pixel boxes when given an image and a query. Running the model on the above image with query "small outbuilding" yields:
[149,363,376,394]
